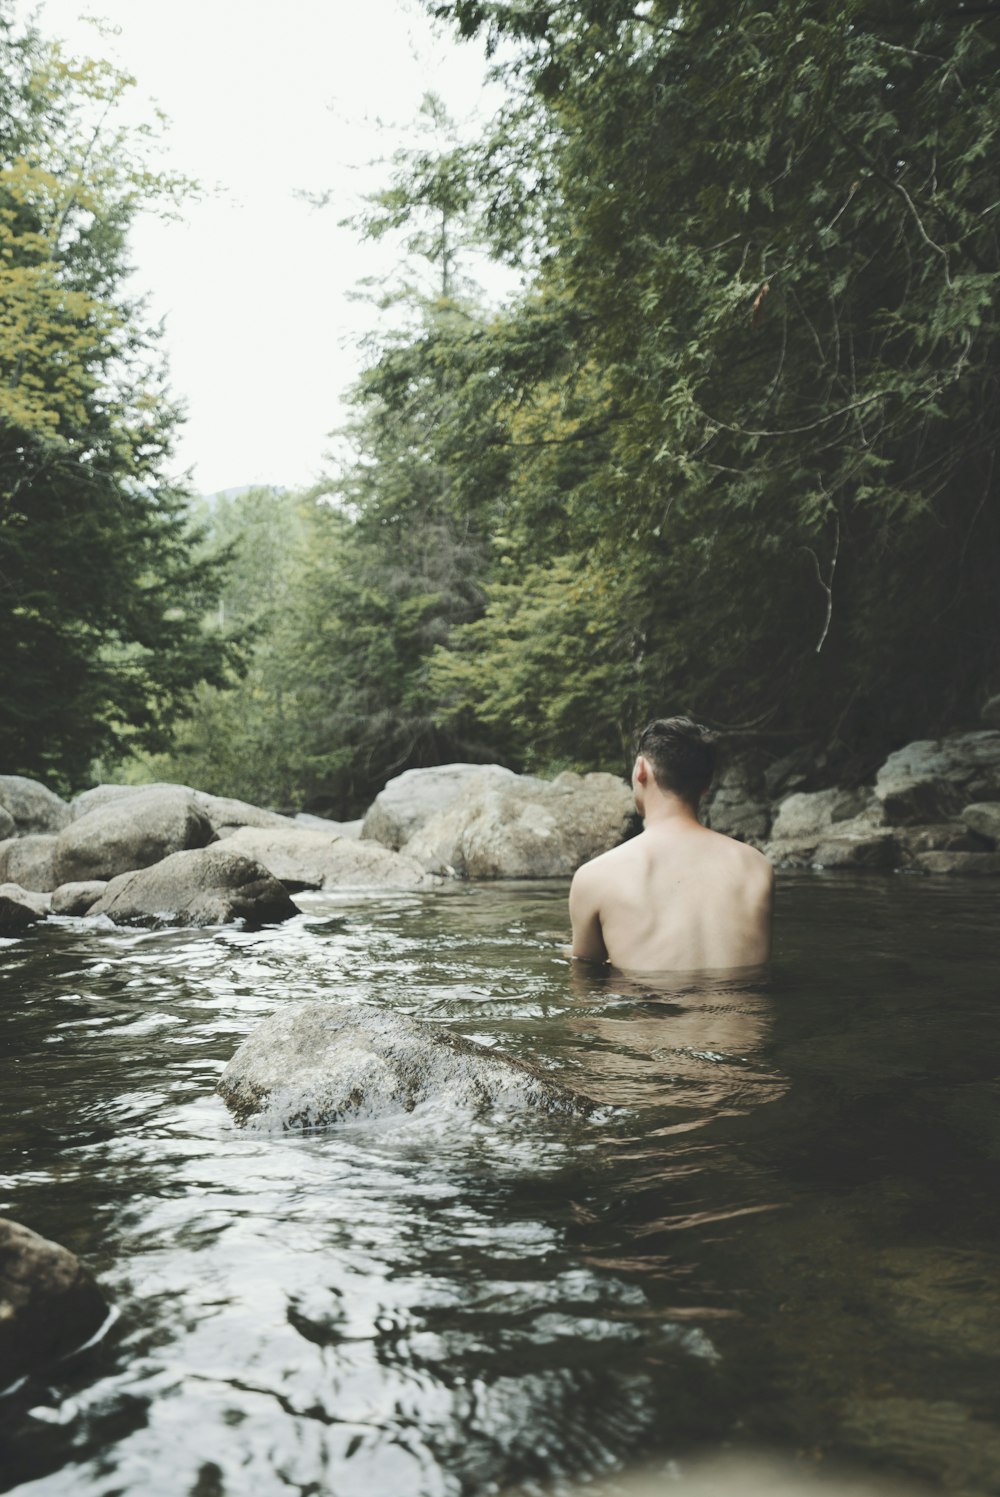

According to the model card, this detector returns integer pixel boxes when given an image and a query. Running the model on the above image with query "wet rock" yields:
[51,880,108,916]
[54,786,213,884]
[88,847,300,928]
[874,731,1000,825]
[912,850,1000,876]
[219,1002,598,1129]
[0,775,71,836]
[0,1217,108,1385]
[219,826,435,891]
[362,763,517,851]
[0,833,59,891]
[0,883,48,932]
[960,801,1000,847]
[811,831,899,869]
[405,770,634,879]
[894,822,986,858]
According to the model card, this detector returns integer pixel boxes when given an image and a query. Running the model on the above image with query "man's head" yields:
[632,716,716,812]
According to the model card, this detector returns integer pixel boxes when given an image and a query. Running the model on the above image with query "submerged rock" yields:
[0,883,48,933]
[54,786,212,884]
[219,1002,598,1129]
[219,826,435,891]
[0,833,59,892]
[0,775,71,836]
[405,770,633,879]
[0,1217,108,1385]
[362,763,517,851]
[88,847,299,928]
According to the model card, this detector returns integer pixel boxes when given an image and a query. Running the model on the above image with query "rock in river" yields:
[219,1002,598,1129]
[0,833,59,892]
[88,847,299,928]
[219,826,434,891]
[54,786,213,884]
[0,1217,109,1385]
[405,770,634,878]
[362,763,517,851]
[874,731,1000,825]
[0,883,48,933]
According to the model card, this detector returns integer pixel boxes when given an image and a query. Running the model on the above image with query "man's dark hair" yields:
[635,716,716,805]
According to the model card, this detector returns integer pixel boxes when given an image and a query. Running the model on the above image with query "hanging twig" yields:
[802,512,840,653]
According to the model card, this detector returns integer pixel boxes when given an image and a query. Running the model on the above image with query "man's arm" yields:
[568,863,609,964]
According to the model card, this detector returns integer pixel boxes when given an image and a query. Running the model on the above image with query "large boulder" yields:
[0,834,59,892]
[71,782,296,838]
[88,847,300,928]
[218,1002,597,1129]
[874,731,1000,825]
[362,763,517,851]
[0,775,71,836]
[0,1217,108,1384]
[0,883,48,933]
[960,802,1000,847]
[219,826,435,891]
[405,770,634,879]
[0,806,14,841]
[894,822,985,859]
[54,786,212,884]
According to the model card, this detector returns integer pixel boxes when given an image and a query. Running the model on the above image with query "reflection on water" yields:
[0,874,998,1495]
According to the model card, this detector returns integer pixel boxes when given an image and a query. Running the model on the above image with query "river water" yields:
[1,873,999,1496]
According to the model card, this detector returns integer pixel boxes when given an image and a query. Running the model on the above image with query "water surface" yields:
[1,873,999,1495]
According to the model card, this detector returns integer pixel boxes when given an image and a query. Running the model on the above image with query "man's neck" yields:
[641,791,703,831]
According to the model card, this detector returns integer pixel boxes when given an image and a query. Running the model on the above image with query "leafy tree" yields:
[0,9,233,787]
[423,0,1000,762]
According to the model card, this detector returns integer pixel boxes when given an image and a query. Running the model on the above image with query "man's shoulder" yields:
[571,836,639,886]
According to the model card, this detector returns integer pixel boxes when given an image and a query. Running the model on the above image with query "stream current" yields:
[1,872,999,1495]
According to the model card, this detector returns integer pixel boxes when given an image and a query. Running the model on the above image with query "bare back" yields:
[570,823,774,972]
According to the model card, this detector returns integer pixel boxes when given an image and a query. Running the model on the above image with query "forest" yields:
[3,0,998,817]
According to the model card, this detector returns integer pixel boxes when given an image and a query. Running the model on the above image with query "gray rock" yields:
[54,786,212,884]
[874,731,1000,825]
[219,826,435,891]
[0,806,14,841]
[295,812,362,839]
[88,847,300,928]
[0,883,48,932]
[0,1217,108,1385]
[769,788,842,843]
[830,786,872,822]
[72,783,296,838]
[764,839,821,868]
[960,802,1000,847]
[51,880,108,916]
[913,850,1000,877]
[703,758,771,846]
[405,770,634,879]
[812,831,899,869]
[0,834,59,891]
[895,823,987,858]
[362,763,519,850]
[0,775,71,836]
[218,1002,597,1130]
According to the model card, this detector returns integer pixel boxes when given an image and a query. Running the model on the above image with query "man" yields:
[569,716,774,971]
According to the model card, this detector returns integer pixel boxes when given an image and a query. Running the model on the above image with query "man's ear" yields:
[634,755,650,785]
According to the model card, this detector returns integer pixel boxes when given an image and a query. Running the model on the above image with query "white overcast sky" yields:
[14,0,506,494]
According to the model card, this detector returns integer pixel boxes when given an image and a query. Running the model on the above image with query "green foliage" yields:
[0,8,232,788]
[421,0,1000,758]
